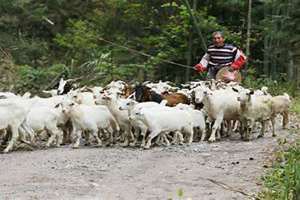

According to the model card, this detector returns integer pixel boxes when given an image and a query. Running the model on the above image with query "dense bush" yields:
[15,64,69,94]
[243,67,298,96]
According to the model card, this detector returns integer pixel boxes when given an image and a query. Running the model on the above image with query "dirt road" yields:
[0,121,298,200]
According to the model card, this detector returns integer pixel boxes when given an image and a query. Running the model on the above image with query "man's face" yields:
[213,34,224,47]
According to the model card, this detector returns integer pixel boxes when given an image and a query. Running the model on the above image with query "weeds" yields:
[259,139,300,200]
[290,97,300,116]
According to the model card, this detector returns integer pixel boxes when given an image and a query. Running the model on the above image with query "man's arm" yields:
[231,49,247,70]
[194,53,209,72]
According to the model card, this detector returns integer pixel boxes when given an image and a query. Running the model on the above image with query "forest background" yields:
[0,0,299,96]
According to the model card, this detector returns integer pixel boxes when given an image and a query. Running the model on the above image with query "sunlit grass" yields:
[290,97,300,115]
[259,139,300,200]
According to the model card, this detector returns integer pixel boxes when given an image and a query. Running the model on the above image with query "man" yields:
[194,31,246,79]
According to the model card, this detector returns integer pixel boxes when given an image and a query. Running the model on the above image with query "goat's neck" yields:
[104,99,119,113]
[240,98,252,114]
[202,95,215,114]
[127,104,135,116]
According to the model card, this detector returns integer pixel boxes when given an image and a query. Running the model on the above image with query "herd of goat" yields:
[0,78,291,153]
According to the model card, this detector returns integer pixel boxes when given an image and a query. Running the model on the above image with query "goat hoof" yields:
[208,138,216,143]
[72,145,79,149]
[121,142,129,147]
[129,142,136,147]
[105,143,112,147]
[272,134,277,137]
[257,134,263,138]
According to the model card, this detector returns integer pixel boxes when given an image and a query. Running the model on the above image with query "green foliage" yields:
[15,64,69,93]
[243,67,298,96]
[290,97,300,115]
[13,39,49,66]
[54,19,98,61]
[167,188,193,200]
[0,0,299,93]
[177,188,184,199]
[259,140,300,200]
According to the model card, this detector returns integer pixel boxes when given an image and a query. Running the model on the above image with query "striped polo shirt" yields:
[207,44,237,68]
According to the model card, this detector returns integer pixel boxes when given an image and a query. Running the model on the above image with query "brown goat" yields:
[161,92,190,107]
[123,84,134,98]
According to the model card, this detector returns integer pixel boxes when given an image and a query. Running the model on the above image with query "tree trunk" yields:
[185,0,197,82]
[263,36,270,76]
[287,50,294,81]
[245,0,252,77]
[263,2,269,77]
[137,67,144,83]
[246,0,252,58]
[293,41,300,89]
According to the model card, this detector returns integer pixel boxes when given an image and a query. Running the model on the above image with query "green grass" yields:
[290,97,300,115]
[259,139,300,200]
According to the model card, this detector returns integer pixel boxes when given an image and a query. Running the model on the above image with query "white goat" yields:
[0,99,35,152]
[68,90,95,105]
[119,99,163,147]
[234,88,275,140]
[25,106,64,147]
[132,106,194,149]
[62,102,119,148]
[95,94,135,146]
[175,103,206,141]
[270,93,291,129]
[195,86,241,142]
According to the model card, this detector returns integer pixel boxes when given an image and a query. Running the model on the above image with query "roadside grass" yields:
[259,139,300,200]
[259,99,300,200]
[290,97,300,115]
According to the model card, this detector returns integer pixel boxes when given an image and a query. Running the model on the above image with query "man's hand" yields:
[194,63,207,73]
[230,64,240,71]
[228,66,235,72]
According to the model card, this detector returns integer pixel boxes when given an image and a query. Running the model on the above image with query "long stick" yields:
[98,37,194,69]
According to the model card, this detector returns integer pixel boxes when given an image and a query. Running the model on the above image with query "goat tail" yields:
[283,93,291,102]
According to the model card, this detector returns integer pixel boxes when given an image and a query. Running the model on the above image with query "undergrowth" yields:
[259,139,300,200]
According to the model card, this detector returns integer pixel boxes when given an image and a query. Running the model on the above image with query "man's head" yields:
[212,31,224,47]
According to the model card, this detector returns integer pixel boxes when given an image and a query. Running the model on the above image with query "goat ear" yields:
[191,90,195,96]
[85,87,94,92]
[54,103,61,108]
[249,90,254,95]
[129,101,136,106]
[142,81,150,86]
[161,91,169,95]
[232,88,239,93]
